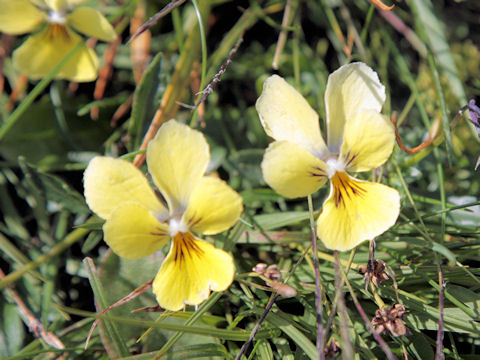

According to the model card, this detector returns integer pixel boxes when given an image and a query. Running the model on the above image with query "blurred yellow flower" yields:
[84,120,243,311]
[0,0,116,82]
[256,63,400,251]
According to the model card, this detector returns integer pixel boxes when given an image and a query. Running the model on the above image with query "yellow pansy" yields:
[257,62,400,251]
[0,0,116,82]
[83,120,243,311]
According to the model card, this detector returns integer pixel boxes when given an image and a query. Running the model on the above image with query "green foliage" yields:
[1,0,479,359]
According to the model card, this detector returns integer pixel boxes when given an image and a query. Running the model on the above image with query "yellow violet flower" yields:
[256,62,400,251]
[83,120,243,311]
[0,0,116,82]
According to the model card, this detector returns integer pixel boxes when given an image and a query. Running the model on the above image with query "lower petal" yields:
[262,141,328,198]
[152,233,235,311]
[317,173,400,251]
[104,203,170,259]
[13,25,99,82]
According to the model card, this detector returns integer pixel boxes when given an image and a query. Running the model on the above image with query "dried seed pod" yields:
[359,259,389,287]
[371,303,409,337]
[252,262,268,275]
[268,280,297,298]
[324,338,341,359]
[265,264,282,281]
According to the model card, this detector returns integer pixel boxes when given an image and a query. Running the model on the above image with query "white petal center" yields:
[48,11,66,24]
[168,217,189,237]
[326,157,345,178]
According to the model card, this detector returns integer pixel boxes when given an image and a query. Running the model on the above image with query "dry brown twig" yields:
[91,35,121,120]
[129,0,187,43]
[391,111,440,154]
[272,0,293,70]
[195,36,244,108]
[0,268,65,354]
[85,279,153,349]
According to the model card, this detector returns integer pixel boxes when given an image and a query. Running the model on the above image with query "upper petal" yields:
[147,120,209,214]
[12,25,99,82]
[340,110,395,172]
[84,156,166,220]
[325,62,386,153]
[67,7,116,42]
[104,203,170,259]
[317,172,400,251]
[152,233,235,311]
[45,0,67,12]
[262,141,328,198]
[66,0,90,8]
[0,0,45,34]
[183,176,242,235]
[256,75,327,158]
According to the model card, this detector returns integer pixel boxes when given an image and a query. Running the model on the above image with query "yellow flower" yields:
[0,0,116,82]
[256,62,400,251]
[83,120,243,311]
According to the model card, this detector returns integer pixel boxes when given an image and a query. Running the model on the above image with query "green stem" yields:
[0,226,89,290]
[190,0,208,127]
[307,194,324,359]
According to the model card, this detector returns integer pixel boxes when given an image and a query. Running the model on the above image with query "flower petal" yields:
[152,232,235,311]
[84,156,166,220]
[183,176,242,235]
[340,110,395,172]
[256,75,327,158]
[325,62,386,153]
[12,25,99,82]
[147,120,209,214]
[262,141,328,198]
[0,0,45,34]
[67,7,116,42]
[67,0,89,6]
[45,0,67,12]
[104,203,170,259]
[317,172,400,251]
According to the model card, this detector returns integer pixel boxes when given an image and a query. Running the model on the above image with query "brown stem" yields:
[235,294,279,360]
[434,268,445,360]
[91,35,121,120]
[391,112,438,154]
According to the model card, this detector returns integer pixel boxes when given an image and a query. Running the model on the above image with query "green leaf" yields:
[403,237,456,265]
[84,257,130,358]
[75,220,104,231]
[0,303,25,357]
[240,188,285,205]
[0,95,111,170]
[81,231,104,253]
[409,0,466,105]
[129,53,165,150]
[445,284,480,318]
[57,304,281,341]
[254,211,312,231]
[118,343,229,359]
[18,158,89,214]
[262,310,317,360]
[97,250,167,351]
[77,93,130,117]
[408,332,435,360]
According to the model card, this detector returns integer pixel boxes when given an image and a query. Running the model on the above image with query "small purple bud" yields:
[467,99,480,136]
